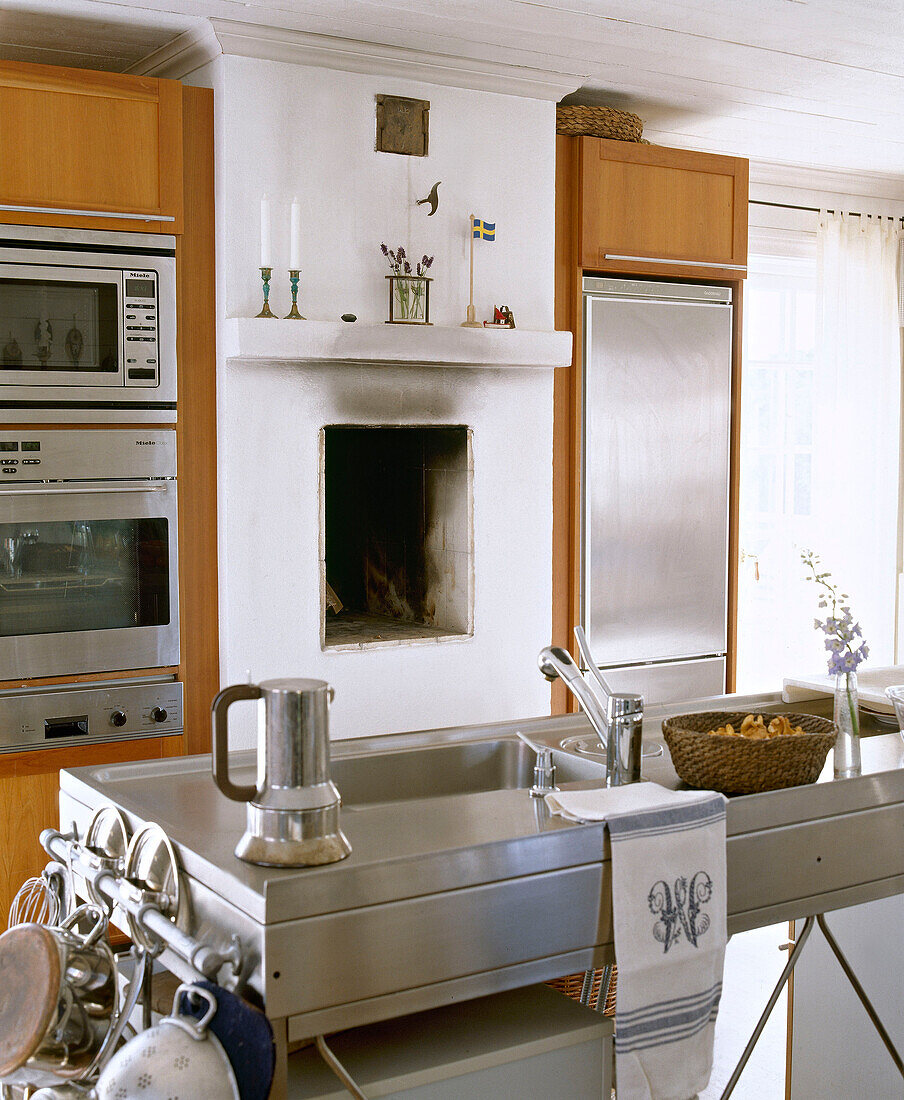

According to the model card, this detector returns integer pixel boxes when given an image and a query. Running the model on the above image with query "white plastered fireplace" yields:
[181,48,573,743]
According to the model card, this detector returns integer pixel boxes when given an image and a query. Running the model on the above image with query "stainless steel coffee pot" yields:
[211,678,351,868]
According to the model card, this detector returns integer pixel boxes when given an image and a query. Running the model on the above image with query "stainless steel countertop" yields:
[57,691,904,1035]
[59,693,904,925]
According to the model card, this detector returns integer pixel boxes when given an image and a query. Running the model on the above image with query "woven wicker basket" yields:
[556,104,643,142]
[547,966,617,1016]
[662,712,835,796]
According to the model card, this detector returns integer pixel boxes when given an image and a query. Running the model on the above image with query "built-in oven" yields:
[0,429,178,680]
[0,224,176,422]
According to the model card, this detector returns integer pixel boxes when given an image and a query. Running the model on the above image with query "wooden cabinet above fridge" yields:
[578,137,748,279]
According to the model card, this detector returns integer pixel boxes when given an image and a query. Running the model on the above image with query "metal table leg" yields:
[720,913,904,1099]
[720,915,815,1099]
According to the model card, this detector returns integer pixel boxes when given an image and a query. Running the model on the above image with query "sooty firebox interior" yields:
[322,426,473,648]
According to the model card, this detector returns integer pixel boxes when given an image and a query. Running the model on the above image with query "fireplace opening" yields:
[322,426,473,648]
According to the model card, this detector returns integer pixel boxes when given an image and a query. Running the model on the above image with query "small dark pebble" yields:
[341,313,357,322]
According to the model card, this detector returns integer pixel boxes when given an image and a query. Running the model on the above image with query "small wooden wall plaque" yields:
[375,94,429,156]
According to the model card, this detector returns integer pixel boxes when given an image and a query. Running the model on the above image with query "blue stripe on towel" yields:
[608,794,725,841]
[610,815,723,842]
[618,982,723,1025]
[616,984,723,1053]
[617,990,722,1039]
[616,1006,720,1053]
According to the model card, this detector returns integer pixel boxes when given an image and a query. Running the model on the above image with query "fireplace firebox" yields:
[322,426,473,648]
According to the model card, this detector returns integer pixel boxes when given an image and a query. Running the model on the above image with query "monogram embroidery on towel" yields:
[648,872,713,952]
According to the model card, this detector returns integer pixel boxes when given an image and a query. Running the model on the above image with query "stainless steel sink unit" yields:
[57,701,904,1100]
[332,738,604,807]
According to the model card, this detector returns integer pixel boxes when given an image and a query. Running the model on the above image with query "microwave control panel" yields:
[0,681,183,753]
[123,270,159,388]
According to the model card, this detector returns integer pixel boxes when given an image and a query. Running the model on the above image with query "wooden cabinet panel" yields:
[177,86,220,756]
[0,734,184,930]
[0,770,59,929]
[579,137,748,278]
[0,61,183,232]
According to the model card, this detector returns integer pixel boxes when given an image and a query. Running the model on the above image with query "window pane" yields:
[737,237,818,693]
[789,370,813,446]
[746,289,785,361]
[793,453,811,515]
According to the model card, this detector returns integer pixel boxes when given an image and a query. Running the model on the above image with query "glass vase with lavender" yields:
[802,550,869,778]
[381,244,434,324]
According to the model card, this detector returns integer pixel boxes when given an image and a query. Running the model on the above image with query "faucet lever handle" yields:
[516,730,546,755]
[573,626,615,699]
[608,692,643,719]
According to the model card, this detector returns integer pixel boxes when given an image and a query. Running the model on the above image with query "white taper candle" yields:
[260,195,272,268]
[290,198,301,270]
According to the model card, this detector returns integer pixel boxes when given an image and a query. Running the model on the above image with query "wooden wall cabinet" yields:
[579,137,748,279]
[0,60,183,232]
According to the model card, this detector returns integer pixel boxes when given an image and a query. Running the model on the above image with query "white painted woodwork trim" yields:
[749,159,904,217]
[221,318,572,369]
[130,17,586,100]
[132,17,589,100]
[127,23,219,82]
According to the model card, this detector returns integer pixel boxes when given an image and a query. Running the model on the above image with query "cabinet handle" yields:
[0,203,175,222]
[604,253,747,271]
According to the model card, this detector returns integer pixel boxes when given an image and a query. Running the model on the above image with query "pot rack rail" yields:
[41,827,242,980]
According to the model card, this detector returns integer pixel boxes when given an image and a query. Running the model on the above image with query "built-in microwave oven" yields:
[0,224,176,422]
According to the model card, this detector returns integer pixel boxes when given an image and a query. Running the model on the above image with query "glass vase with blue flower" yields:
[802,550,869,778]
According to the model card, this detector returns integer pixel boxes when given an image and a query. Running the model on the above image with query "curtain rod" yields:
[750,199,904,223]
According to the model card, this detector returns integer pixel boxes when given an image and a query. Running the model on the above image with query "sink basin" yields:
[332,737,605,807]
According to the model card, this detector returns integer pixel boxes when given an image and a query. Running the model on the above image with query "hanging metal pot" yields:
[0,906,117,1087]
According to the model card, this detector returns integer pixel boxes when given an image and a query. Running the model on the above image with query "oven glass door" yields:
[0,264,123,387]
[0,480,178,679]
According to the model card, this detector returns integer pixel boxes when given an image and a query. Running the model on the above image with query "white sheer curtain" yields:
[811,212,901,665]
[736,213,902,692]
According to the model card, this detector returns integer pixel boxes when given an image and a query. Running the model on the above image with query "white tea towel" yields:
[546,784,727,1100]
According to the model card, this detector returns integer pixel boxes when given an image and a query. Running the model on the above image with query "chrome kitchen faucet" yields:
[538,628,643,786]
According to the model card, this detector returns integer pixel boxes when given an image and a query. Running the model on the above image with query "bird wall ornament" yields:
[415,181,441,216]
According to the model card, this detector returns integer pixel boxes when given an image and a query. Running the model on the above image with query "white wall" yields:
[191,54,558,744]
[216,55,555,329]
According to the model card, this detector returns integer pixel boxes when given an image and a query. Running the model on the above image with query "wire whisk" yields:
[8,863,67,927]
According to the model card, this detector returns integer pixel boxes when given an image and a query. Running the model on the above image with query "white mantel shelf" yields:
[222,318,572,370]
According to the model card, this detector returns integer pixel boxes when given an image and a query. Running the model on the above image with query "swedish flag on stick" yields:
[462,213,496,327]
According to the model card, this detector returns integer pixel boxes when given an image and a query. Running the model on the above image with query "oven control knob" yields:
[110,711,127,727]
[150,707,168,723]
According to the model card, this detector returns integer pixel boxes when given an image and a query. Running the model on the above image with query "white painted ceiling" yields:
[2,0,903,177]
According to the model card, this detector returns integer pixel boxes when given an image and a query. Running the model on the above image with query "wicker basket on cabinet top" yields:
[556,104,643,142]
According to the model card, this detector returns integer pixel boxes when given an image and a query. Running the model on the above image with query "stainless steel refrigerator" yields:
[581,277,732,705]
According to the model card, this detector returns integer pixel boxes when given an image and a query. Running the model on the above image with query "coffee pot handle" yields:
[211,683,263,802]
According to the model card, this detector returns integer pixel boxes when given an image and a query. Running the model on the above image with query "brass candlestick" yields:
[285,269,305,319]
[256,267,275,318]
